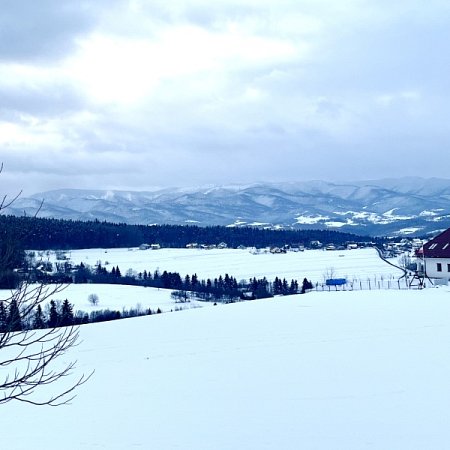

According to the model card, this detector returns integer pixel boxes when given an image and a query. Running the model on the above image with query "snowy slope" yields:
[3,287,450,450]
[17,247,404,317]
[39,283,206,313]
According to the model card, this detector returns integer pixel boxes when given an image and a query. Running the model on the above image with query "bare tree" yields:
[88,293,99,306]
[0,165,92,405]
[0,283,92,406]
[398,252,415,272]
[323,266,336,282]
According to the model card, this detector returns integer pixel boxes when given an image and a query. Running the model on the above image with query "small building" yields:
[270,247,284,254]
[139,244,151,250]
[326,278,347,287]
[416,228,450,280]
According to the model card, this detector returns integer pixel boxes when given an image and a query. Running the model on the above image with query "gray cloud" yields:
[0,1,100,62]
[0,83,85,119]
[1,0,450,197]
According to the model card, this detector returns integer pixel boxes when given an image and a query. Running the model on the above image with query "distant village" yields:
[137,237,419,255]
[138,240,370,254]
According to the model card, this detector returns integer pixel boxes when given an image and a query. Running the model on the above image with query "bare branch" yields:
[0,165,92,406]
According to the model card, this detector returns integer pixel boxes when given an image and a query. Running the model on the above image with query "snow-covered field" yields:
[38,283,205,314]
[46,246,403,282]
[3,287,450,449]
[4,247,447,449]
[24,247,405,314]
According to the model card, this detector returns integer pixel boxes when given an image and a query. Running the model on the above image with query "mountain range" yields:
[5,177,450,237]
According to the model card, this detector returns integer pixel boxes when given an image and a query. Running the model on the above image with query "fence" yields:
[315,274,431,292]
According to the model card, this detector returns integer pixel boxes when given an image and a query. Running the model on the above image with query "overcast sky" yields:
[1,0,449,196]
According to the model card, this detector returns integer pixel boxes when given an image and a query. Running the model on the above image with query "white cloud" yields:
[375,91,421,107]
[65,22,301,106]
[1,0,450,195]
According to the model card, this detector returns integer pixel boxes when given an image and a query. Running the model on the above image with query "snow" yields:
[18,247,405,319]
[324,220,349,227]
[419,210,440,217]
[382,209,415,221]
[43,247,404,283]
[4,248,449,449]
[252,195,277,207]
[22,247,405,314]
[295,209,421,228]
[396,227,425,235]
[226,220,247,227]
[295,214,329,224]
[336,210,381,222]
[40,284,205,314]
[4,286,450,449]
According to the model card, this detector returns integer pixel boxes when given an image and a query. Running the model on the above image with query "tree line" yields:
[0,295,165,333]
[0,214,380,251]
[36,259,315,302]
[1,262,315,335]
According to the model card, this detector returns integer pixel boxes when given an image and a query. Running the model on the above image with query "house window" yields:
[437,263,442,272]
[429,243,438,249]
[447,264,450,272]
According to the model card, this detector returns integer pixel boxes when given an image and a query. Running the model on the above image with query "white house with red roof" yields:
[416,228,450,279]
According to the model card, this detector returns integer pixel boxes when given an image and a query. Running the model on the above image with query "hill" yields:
[2,287,450,449]
[0,215,376,250]
[6,177,450,236]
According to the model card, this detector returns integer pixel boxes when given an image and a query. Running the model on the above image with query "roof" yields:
[421,228,450,258]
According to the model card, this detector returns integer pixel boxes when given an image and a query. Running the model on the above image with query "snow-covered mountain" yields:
[6,177,450,236]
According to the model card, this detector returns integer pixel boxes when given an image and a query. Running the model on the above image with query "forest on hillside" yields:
[0,214,381,250]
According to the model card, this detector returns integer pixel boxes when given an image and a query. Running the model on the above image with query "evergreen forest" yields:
[0,214,380,250]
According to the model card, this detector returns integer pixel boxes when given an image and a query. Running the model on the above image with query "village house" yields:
[139,243,161,250]
[416,228,450,280]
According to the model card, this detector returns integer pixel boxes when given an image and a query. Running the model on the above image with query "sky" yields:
[1,0,450,196]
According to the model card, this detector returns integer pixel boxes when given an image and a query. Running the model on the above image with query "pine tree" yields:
[8,299,22,332]
[184,274,191,290]
[48,300,60,328]
[282,278,289,295]
[0,301,7,333]
[273,277,281,295]
[301,278,314,293]
[60,299,74,327]
[289,279,298,294]
[32,304,45,329]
